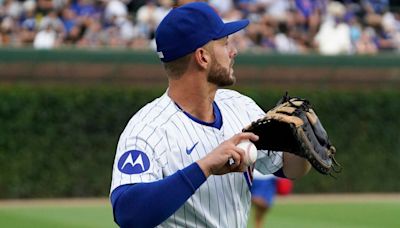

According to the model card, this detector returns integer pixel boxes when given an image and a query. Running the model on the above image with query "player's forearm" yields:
[111,162,206,227]
[282,152,311,180]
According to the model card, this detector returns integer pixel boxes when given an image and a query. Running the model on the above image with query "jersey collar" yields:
[175,101,223,130]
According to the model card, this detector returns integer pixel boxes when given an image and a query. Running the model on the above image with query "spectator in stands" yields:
[347,12,362,51]
[236,0,266,18]
[61,6,82,44]
[314,1,352,55]
[274,22,302,53]
[209,0,234,18]
[295,0,326,28]
[39,10,64,35]
[381,10,400,51]
[19,0,37,45]
[33,23,59,49]
[0,0,22,46]
[0,16,17,46]
[2,0,23,19]
[71,0,100,19]
[261,0,292,23]
[355,27,378,54]
[136,0,171,40]
[105,0,128,24]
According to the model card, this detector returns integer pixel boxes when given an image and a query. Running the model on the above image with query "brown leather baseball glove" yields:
[243,93,341,176]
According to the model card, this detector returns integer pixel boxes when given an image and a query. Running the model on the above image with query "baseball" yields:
[236,139,258,166]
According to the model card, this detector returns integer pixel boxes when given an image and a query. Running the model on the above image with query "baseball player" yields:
[110,2,310,227]
[251,173,277,228]
[250,172,293,228]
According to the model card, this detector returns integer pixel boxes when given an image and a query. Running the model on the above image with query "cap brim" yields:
[214,19,249,40]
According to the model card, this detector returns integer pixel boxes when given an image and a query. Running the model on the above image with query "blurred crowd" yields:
[1,0,400,55]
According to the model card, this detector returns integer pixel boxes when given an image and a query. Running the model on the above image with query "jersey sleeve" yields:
[110,129,164,193]
[240,94,267,121]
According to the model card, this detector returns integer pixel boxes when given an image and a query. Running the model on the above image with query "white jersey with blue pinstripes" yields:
[110,89,283,228]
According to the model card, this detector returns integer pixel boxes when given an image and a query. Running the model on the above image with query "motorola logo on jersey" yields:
[118,150,150,174]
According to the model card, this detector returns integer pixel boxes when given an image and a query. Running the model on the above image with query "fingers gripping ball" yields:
[236,139,258,166]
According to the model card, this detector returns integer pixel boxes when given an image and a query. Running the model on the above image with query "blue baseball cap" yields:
[155,2,249,62]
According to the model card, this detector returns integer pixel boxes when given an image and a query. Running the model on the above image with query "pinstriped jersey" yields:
[110,89,283,228]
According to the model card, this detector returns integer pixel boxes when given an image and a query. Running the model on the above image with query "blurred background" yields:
[0,0,400,53]
[0,0,399,227]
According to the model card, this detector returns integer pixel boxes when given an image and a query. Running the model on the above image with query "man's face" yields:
[207,37,237,87]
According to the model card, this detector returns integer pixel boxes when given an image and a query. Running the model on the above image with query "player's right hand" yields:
[196,133,259,177]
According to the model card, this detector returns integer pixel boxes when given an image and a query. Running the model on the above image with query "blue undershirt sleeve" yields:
[110,162,207,228]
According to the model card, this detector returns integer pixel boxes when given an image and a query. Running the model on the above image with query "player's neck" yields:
[168,75,217,123]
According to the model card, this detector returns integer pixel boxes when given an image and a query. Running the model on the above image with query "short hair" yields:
[162,41,214,79]
[162,54,192,79]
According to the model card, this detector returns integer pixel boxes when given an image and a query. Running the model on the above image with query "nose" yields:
[230,45,237,58]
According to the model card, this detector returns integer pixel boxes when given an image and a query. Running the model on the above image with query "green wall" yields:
[0,86,399,198]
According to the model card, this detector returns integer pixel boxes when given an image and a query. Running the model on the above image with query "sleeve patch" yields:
[118,150,151,174]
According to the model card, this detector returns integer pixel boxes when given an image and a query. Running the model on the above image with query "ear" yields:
[194,47,211,70]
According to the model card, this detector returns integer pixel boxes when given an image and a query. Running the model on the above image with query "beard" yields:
[207,56,235,87]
